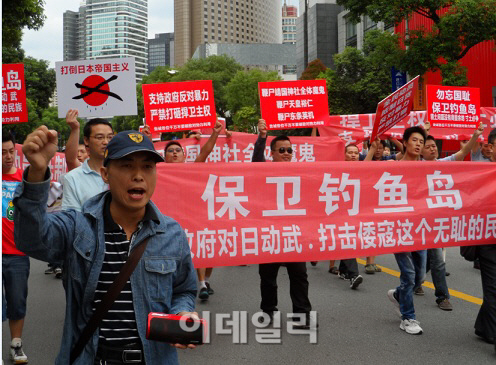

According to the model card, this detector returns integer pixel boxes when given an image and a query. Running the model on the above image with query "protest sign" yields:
[142,80,217,133]
[2,63,28,124]
[14,144,67,183]
[55,57,137,118]
[370,76,419,142]
[259,80,329,130]
[154,161,496,268]
[427,85,480,129]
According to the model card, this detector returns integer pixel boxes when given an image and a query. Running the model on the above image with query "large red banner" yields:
[153,161,496,268]
[14,145,67,183]
[2,63,28,124]
[426,85,480,129]
[142,80,217,133]
[259,80,329,130]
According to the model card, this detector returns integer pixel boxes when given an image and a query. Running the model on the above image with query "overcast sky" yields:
[21,0,298,68]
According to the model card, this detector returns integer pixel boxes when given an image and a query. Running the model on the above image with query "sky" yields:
[21,0,298,68]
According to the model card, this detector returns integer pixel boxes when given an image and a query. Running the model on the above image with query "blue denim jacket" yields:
[13,170,197,365]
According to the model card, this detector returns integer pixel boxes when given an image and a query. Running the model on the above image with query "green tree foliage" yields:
[300,59,327,80]
[337,0,496,85]
[319,30,396,115]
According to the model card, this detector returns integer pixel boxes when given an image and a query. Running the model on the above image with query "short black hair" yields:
[403,126,426,144]
[165,141,183,151]
[380,140,388,148]
[270,135,291,151]
[345,144,359,153]
[2,131,15,145]
[425,135,436,143]
[83,118,113,139]
[488,128,496,145]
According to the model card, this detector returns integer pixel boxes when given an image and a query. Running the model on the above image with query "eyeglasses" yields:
[167,147,183,153]
[90,134,114,141]
[274,147,293,154]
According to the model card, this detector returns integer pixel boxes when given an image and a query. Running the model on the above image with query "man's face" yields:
[422,139,438,161]
[404,132,425,158]
[84,124,114,160]
[77,144,88,163]
[101,152,157,213]
[2,141,15,173]
[491,142,496,162]
[383,147,391,156]
[345,146,359,161]
[165,144,185,163]
[271,140,292,162]
[374,143,384,160]
[481,142,493,158]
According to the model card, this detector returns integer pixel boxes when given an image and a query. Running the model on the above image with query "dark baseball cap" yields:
[103,130,165,166]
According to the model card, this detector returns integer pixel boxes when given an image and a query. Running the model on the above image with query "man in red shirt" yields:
[2,131,29,364]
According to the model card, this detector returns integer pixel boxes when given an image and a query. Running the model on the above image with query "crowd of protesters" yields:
[2,109,496,363]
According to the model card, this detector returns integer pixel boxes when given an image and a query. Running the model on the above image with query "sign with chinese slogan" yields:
[427,85,480,129]
[14,144,67,183]
[370,76,419,142]
[55,57,137,118]
[142,80,217,133]
[258,80,329,130]
[153,161,496,268]
[2,63,28,124]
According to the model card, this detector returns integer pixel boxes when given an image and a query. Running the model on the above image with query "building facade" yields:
[63,0,148,80]
[174,0,282,67]
[148,33,174,74]
[282,1,298,76]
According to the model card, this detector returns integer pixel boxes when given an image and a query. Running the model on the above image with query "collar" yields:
[81,159,101,175]
[103,194,160,232]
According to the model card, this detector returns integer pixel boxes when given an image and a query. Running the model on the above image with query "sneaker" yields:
[198,286,209,300]
[350,275,363,289]
[400,318,423,335]
[10,339,28,364]
[387,289,401,317]
[365,264,375,275]
[338,272,347,280]
[205,282,214,295]
[54,267,63,279]
[414,287,425,296]
[437,298,453,311]
[372,264,382,272]
[44,267,55,275]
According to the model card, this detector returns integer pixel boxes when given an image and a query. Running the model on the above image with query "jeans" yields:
[394,250,427,320]
[2,255,30,321]
[427,248,450,301]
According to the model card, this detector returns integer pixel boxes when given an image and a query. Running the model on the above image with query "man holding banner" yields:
[252,119,314,329]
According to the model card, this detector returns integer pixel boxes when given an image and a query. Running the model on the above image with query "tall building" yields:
[296,0,343,77]
[282,1,298,75]
[174,0,282,67]
[63,0,148,80]
[148,33,175,74]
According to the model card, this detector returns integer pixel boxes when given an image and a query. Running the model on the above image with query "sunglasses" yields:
[274,147,293,154]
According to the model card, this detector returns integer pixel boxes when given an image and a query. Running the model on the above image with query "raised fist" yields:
[65,109,80,130]
[22,126,58,181]
[258,119,267,138]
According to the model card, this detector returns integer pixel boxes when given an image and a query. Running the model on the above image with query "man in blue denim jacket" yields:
[13,126,198,364]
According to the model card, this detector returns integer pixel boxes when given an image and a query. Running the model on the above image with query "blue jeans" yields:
[394,250,427,320]
[2,255,30,321]
[427,248,450,301]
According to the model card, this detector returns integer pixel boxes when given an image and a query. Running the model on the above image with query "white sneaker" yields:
[400,318,423,335]
[387,289,401,317]
[10,338,28,364]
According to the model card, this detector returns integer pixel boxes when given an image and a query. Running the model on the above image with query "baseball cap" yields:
[103,130,165,166]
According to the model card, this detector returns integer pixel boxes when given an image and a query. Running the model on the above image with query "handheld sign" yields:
[55,57,137,118]
[2,63,28,124]
[258,80,329,130]
[370,75,419,142]
[142,80,217,133]
[426,85,480,129]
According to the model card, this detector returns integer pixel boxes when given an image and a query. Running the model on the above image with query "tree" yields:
[300,59,327,80]
[337,0,496,85]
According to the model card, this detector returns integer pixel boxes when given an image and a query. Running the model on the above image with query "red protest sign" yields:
[142,80,217,133]
[258,80,329,130]
[370,76,419,142]
[2,64,28,124]
[427,85,480,129]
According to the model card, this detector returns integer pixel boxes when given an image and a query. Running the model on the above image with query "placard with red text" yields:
[2,63,28,124]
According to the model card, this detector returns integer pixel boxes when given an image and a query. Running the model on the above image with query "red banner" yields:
[427,85,480,129]
[2,63,28,124]
[153,132,345,163]
[153,161,496,268]
[142,80,216,133]
[370,76,418,141]
[258,80,329,130]
[14,145,67,183]
[319,107,496,145]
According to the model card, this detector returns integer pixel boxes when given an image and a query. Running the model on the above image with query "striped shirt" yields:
[92,196,157,347]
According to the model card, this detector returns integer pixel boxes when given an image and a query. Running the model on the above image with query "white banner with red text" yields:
[153,161,496,268]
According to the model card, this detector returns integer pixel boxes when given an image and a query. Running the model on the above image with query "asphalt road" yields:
[3,248,496,364]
